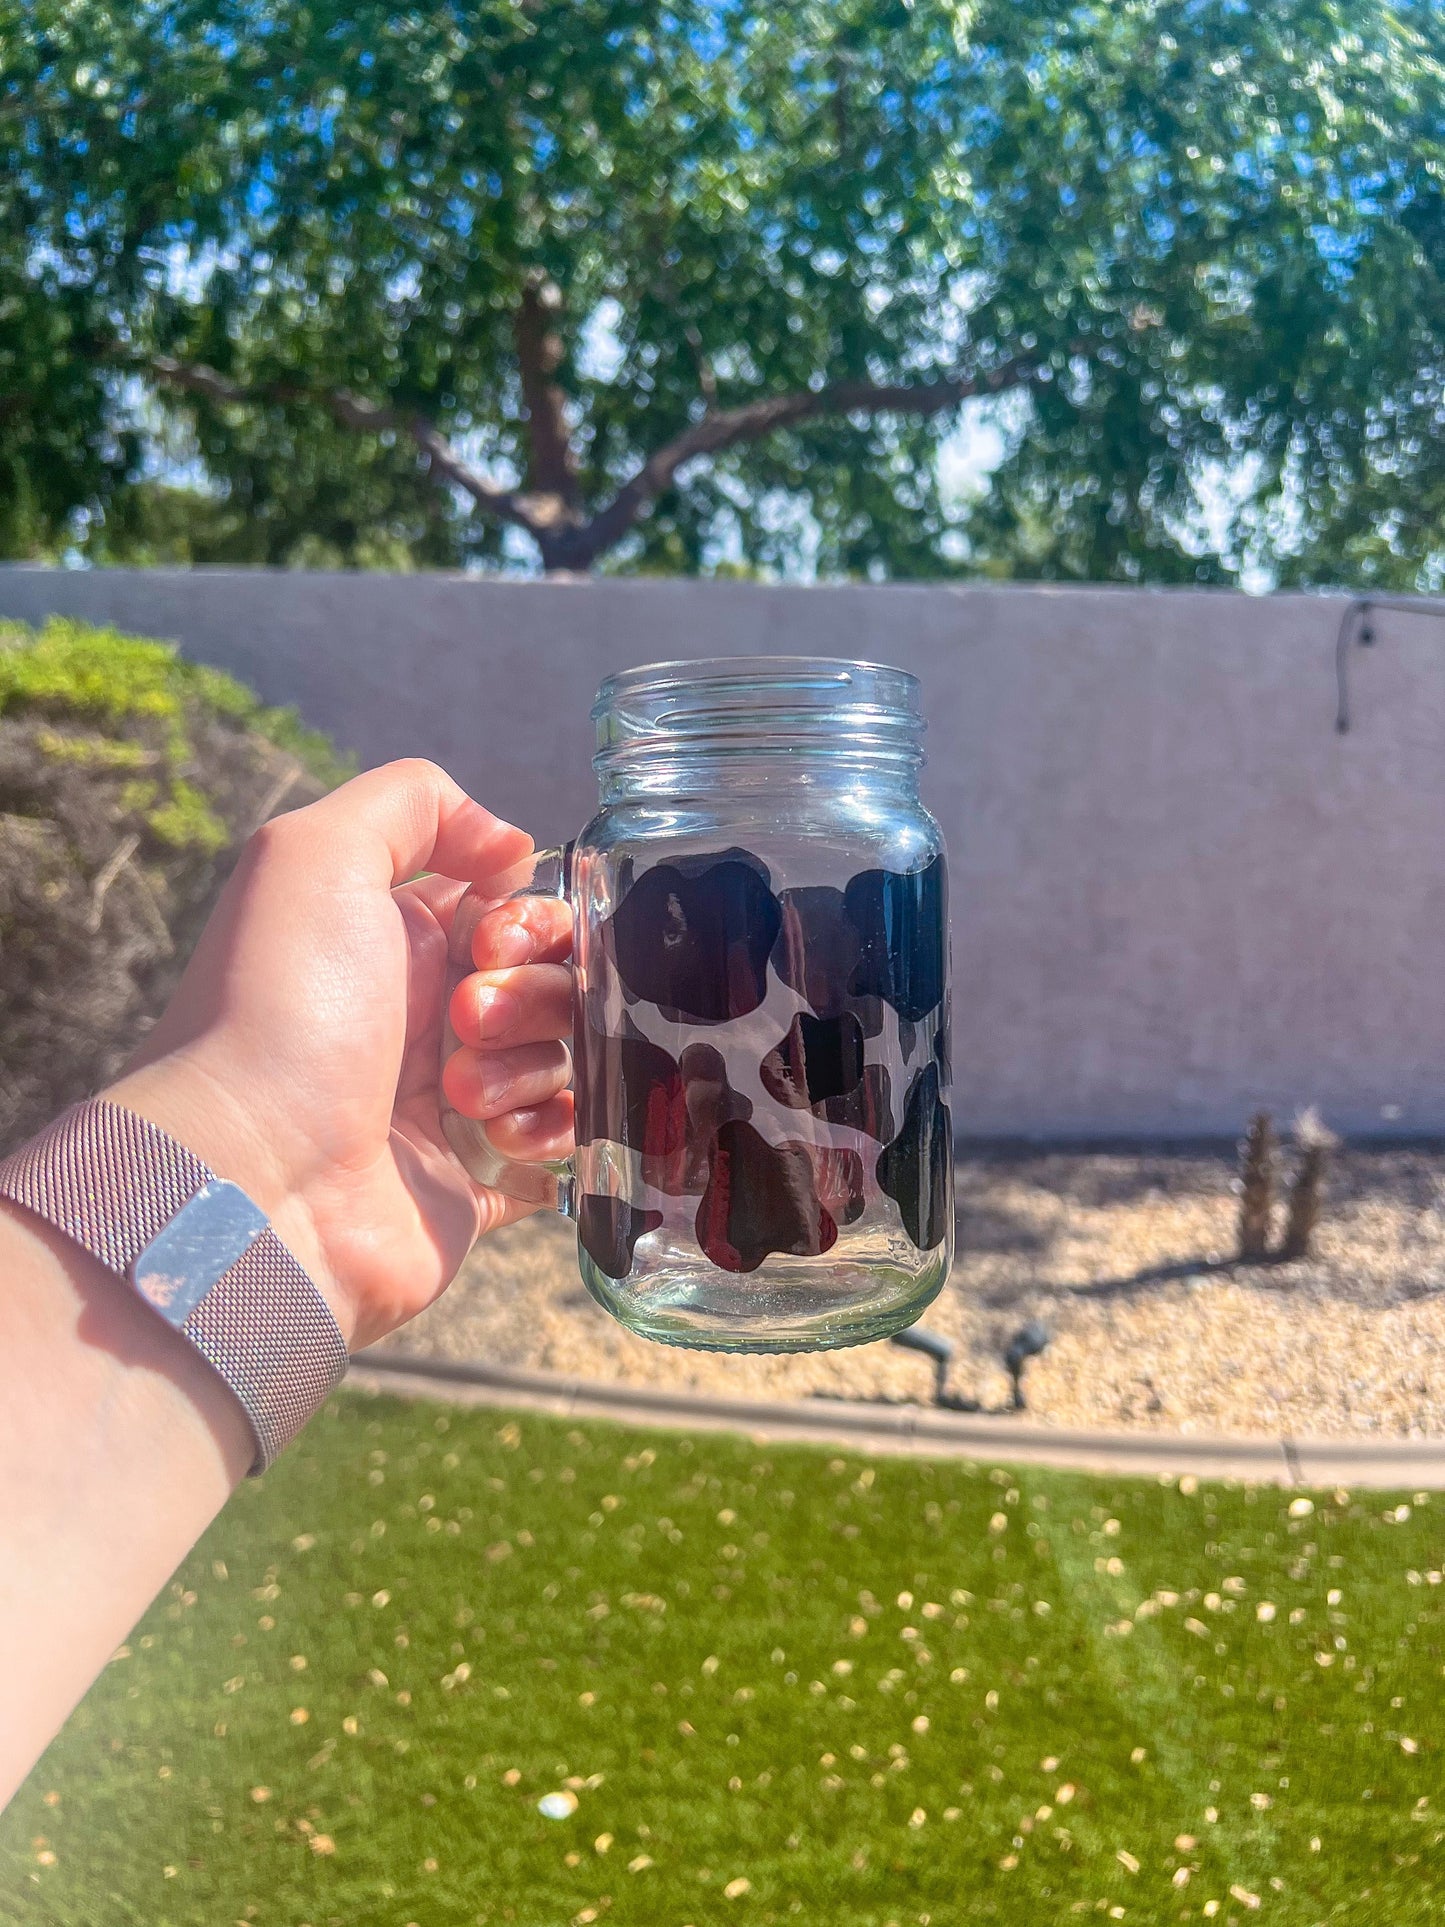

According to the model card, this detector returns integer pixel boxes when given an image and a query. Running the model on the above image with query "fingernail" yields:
[477,1057,514,1107]
[473,984,520,1040]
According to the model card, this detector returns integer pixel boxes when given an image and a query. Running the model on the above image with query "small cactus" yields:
[1237,1111,1276,1262]
[1004,1320,1050,1411]
[1279,1107,1339,1261]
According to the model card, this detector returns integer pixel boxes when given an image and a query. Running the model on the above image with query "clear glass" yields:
[444,656,953,1353]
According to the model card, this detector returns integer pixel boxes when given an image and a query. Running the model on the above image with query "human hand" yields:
[108,759,574,1350]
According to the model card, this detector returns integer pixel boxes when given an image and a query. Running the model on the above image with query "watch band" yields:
[0,1099,348,1473]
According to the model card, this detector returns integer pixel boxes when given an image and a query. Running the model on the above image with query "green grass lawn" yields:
[4,1392,1444,1927]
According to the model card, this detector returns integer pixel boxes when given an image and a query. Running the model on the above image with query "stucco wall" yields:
[3,566,1438,1140]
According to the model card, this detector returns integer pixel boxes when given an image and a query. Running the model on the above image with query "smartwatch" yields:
[0,1098,348,1472]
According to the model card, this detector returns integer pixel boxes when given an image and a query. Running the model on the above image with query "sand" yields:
[383,1148,1445,1440]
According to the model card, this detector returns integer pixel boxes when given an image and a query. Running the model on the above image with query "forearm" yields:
[0,763,562,1808]
[0,1199,252,1808]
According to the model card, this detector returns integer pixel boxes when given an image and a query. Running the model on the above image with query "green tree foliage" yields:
[2,0,1443,582]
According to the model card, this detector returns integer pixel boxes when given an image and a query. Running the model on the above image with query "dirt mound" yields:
[0,617,348,1149]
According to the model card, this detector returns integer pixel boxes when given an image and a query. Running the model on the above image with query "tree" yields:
[3,0,1444,582]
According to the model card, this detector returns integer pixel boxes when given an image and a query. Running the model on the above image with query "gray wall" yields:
[3,565,1440,1140]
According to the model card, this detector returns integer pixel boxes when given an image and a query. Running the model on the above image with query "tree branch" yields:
[561,356,1040,568]
[146,355,547,539]
[143,348,1043,571]
[513,274,579,507]
[684,326,717,409]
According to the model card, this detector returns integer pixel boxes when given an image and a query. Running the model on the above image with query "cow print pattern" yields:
[577,1195,665,1279]
[876,1061,952,1252]
[575,849,951,1280]
[696,1120,840,1273]
[759,1011,867,1109]
[604,848,781,1022]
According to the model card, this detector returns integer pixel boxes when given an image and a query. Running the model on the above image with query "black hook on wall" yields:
[1335,594,1445,733]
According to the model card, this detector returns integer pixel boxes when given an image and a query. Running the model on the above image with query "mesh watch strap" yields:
[0,1099,348,1473]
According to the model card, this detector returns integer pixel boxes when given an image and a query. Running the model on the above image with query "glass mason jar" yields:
[441,656,953,1352]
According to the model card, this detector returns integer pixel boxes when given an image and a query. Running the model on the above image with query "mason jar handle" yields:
[439,844,576,1217]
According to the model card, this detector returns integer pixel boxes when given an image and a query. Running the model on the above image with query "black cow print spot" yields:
[577,1194,664,1280]
[605,849,781,1023]
[771,886,884,1036]
[845,855,948,1024]
[573,1013,686,1172]
[875,1062,953,1251]
[933,992,952,1081]
[815,1062,895,1142]
[574,1021,757,1198]
[680,1040,753,1126]
[679,1042,753,1192]
[695,1120,838,1273]
[759,1011,867,1110]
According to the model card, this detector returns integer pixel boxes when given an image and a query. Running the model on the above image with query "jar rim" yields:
[592,658,925,780]
[590,655,927,791]
[593,655,920,723]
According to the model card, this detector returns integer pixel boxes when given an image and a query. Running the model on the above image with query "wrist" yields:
[103,1055,357,1349]
[0,1197,257,1480]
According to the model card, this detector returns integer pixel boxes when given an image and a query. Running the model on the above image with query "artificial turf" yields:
[3,1389,1443,1926]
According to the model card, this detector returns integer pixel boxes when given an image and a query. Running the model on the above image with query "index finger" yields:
[297,758,534,891]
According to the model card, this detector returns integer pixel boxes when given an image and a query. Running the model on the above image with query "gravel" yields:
[385,1147,1445,1440]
